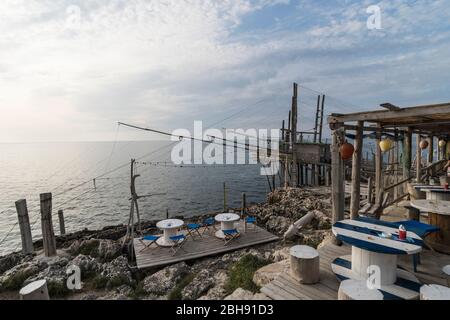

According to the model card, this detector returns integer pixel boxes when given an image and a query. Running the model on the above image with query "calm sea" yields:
[0,141,270,255]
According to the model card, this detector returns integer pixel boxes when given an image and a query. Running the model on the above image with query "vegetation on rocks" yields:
[168,273,196,300]
[224,254,269,294]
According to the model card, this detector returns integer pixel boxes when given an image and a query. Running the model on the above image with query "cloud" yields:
[0,0,449,142]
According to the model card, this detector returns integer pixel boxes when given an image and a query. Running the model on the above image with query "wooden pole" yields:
[368,177,373,204]
[15,199,33,254]
[291,83,298,186]
[416,134,422,182]
[314,95,320,143]
[223,182,227,212]
[40,193,57,257]
[241,193,246,219]
[57,209,66,236]
[403,127,412,179]
[331,130,345,238]
[350,121,363,219]
[318,95,325,143]
[375,124,383,204]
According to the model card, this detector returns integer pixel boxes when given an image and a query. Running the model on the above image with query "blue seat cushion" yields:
[142,235,160,241]
[223,229,239,235]
[204,218,215,225]
[170,234,186,241]
[246,217,257,223]
[187,223,201,229]
[392,220,440,238]
[356,216,439,238]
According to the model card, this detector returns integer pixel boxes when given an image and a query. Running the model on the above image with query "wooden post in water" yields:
[40,193,57,257]
[223,182,227,212]
[57,210,66,236]
[241,193,246,219]
[350,121,363,219]
[416,134,422,183]
[15,199,33,254]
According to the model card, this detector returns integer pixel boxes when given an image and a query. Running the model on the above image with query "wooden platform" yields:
[134,222,279,269]
[261,242,450,300]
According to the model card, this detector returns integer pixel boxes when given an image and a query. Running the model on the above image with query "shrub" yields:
[224,254,269,294]
[168,273,196,300]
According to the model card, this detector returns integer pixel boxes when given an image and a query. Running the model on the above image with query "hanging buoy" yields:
[340,141,354,160]
[419,140,429,150]
[379,138,393,152]
[439,140,447,148]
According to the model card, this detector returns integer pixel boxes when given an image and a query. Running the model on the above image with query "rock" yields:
[100,256,133,289]
[97,239,122,262]
[0,253,25,274]
[67,239,100,257]
[265,216,291,234]
[224,288,255,300]
[181,269,215,300]
[252,292,271,300]
[69,254,101,275]
[253,260,289,287]
[197,271,229,300]
[24,263,69,297]
[0,260,48,291]
[143,262,190,296]
[269,247,290,262]
[80,293,98,300]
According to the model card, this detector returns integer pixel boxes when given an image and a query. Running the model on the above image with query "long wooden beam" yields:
[328,102,450,124]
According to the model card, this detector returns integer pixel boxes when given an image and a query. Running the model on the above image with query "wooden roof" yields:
[328,102,450,134]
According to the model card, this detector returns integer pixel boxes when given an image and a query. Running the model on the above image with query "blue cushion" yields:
[170,234,186,241]
[223,229,239,235]
[142,235,160,241]
[204,218,215,225]
[392,220,440,238]
[187,223,200,229]
[246,217,256,223]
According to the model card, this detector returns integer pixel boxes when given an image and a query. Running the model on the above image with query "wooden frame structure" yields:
[327,102,450,226]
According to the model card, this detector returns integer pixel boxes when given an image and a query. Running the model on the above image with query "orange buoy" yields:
[340,142,354,160]
[419,140,429,150]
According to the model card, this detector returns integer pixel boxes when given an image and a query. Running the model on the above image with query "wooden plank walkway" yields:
[134,222,279,269]
[262,242,450,300]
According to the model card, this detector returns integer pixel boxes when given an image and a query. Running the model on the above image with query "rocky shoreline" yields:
[0,187,333,300]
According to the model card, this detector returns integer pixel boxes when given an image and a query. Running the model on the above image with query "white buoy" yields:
[420,284,450,300]
[338,279,383,300]
[19,280,50,300]
[289,245,320,284]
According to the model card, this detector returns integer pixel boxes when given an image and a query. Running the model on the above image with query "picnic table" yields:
[215,213,240,239]
[410,200,450,254]
[156,219,184,247]
[331,219,423,300]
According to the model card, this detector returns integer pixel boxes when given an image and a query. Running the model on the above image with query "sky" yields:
[1,0,450,142]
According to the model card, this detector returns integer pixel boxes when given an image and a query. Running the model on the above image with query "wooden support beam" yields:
[375,124,383,204]
[15,199,33,255]
[40,193,57,257]
[350,121,363,219]
[428,136,434,165]
[403,127,412,179]
[318,95,325,143]
[331,129,345,234]
[416,134,422,183]
[291,83,298,186]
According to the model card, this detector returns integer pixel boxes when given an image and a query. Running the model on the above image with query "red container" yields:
[398,229,407,240]
[445,183,449,190]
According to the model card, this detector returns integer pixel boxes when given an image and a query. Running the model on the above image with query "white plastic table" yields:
[215,213,240,239]
[331,219,423,300]
[156,219,184,247]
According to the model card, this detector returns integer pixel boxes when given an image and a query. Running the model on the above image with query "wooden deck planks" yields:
[134,222,279,269]
[262,242,450,300]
